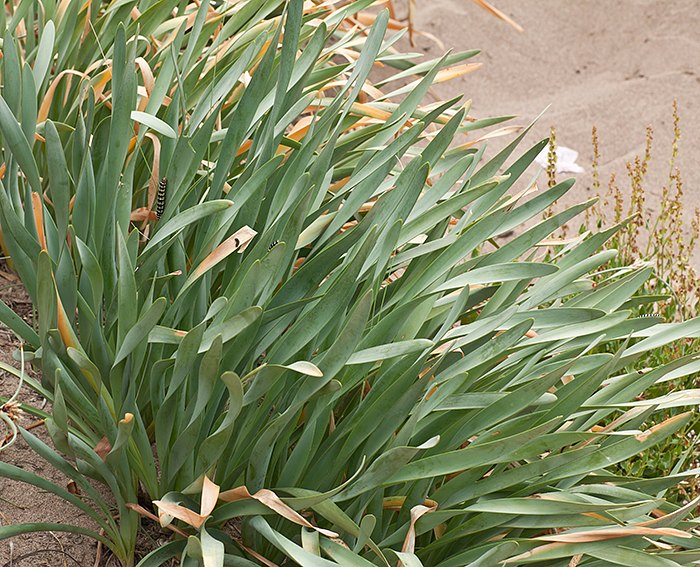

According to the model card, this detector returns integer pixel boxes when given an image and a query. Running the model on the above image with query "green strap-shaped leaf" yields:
[335,436,439,501]
[435,262,558,292]
[586,546,682,567]
[144,200,235,253]
[200,523,225,567]
[131,110,177,139]
[249,516,340,567]
[0,296,39,345]
[44,120,71,247]
[0,95,42,192]
[386,418,561,484]
[32,19,55,92]
[347,339,434,365]
[0,522,112,548]
[135,540,187,567]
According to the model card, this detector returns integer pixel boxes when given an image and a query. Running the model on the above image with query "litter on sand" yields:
[535,145,585,174]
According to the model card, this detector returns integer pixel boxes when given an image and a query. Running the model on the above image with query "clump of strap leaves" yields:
[0,1,699,566]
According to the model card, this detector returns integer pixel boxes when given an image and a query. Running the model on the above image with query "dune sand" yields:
[410,0,700,264]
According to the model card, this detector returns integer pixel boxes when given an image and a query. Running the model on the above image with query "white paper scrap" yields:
[535,145,585,174]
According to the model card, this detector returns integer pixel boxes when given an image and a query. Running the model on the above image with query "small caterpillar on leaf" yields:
[156,177,167,219]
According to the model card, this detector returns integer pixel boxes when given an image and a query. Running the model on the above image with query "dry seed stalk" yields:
[587,104,699,320]
[586,126,601,227]
[546,126,557,189]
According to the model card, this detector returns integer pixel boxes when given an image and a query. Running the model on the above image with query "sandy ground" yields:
[412,0,700,265]
[0,273,104,566]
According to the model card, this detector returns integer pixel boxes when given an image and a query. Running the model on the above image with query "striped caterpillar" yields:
[155,177,167,219]
[268,240,280,251]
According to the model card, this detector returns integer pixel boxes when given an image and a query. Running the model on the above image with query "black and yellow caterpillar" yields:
[156,177,167,219]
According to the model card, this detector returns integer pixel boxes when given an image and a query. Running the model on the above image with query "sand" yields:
[413,0,700,265]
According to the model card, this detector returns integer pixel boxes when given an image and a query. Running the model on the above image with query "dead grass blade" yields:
[220,486,338,538]
[471,0,524,32]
